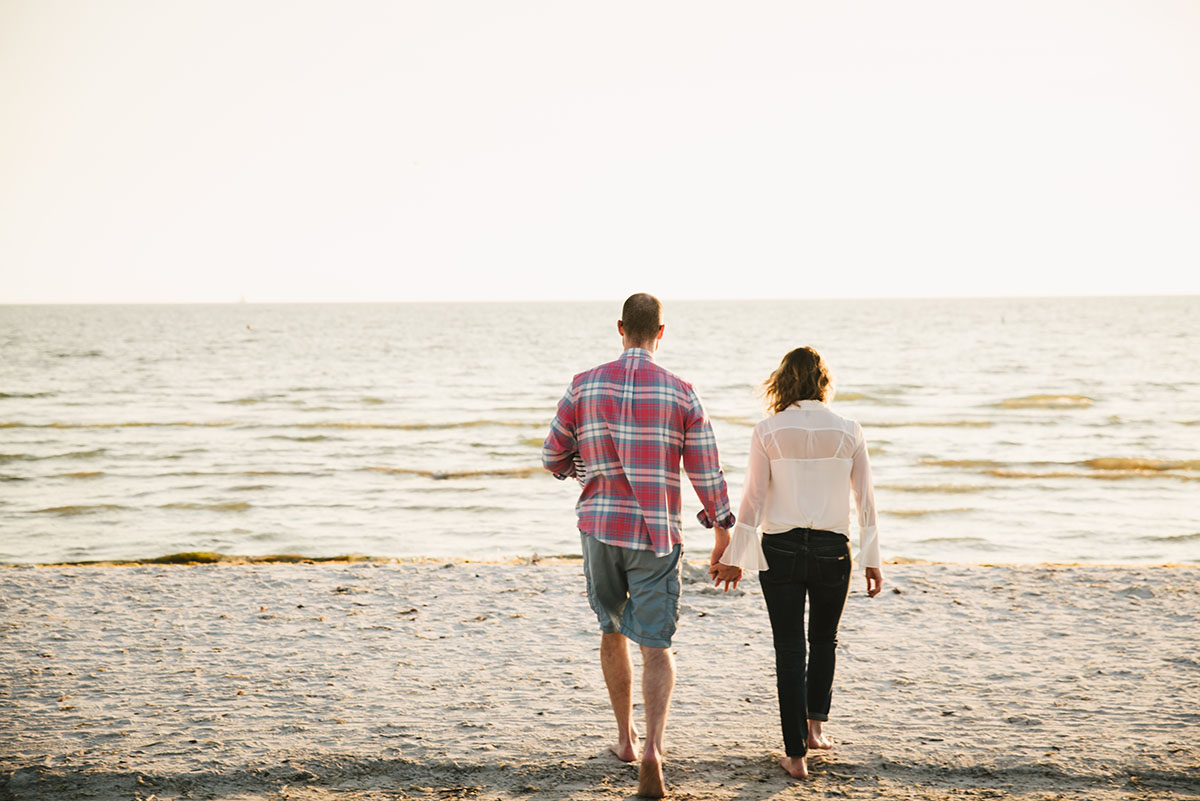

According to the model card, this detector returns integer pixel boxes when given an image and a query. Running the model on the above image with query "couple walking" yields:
[542,293,882,797]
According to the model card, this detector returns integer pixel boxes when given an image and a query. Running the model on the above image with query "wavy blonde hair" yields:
[764,346,833,414]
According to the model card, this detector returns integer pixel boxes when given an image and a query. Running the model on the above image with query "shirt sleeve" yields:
[542,383,581,481]
[851,422,881,568]
[720,424,769,571]
[680,387,736,530]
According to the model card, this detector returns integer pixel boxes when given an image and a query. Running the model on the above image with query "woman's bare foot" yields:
[779,755,809,779]
[807,722,834,750]
[637,750,665,798]
[609,733,640,763]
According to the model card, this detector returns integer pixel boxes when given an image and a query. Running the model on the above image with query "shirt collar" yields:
[621,347,655,361]
[793,399,827,410]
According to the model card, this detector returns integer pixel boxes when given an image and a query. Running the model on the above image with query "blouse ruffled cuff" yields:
[719,523,769,571]
[855,525,881,569]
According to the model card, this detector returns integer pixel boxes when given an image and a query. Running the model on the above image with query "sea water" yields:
[1,297,1197,565]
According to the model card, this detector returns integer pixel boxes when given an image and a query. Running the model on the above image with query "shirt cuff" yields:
[695,507,736,530]
[855,525,881,569]
[719,522,769,571]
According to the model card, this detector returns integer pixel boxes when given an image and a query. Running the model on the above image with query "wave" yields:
[0,419,540,431]
[710,415,760,427]
[160,502,252,512]
[0,391,57,399]
[866,420,993,428]
[362,466,544,480]
[834,392,890,403]
[296,420,538,431]
[55,471,104,479]
[4,448,109,462]
[919,458,1006,468]
[52,349,103,359]
[1142,532,1200,543]
[0,421,235,429]
[877,483,994,494]
[361,397,386,405]
[986,468,1200,482]
[35,504,129,516]
[1081,458,1200,472]
[994,394,1094,409]
[979,458,1200,482]
[262,434,333,442]
[884,508,973,517]
[0,474,27,481]
[916,536,988,544]
[219,395,285,405]
[397,504,509,513]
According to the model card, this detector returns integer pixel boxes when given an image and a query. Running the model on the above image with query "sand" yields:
[1,560,1198,800]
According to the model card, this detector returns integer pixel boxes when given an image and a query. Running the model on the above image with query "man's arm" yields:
[680,387,735,529]
[542,384,581,480]
[708,526,741,592]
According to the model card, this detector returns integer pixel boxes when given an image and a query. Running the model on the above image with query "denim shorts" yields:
[580,532,682,648]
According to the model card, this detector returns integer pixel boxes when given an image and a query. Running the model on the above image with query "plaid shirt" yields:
[542,348,735,555]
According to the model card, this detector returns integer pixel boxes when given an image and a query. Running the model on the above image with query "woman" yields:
[718,346,883,779]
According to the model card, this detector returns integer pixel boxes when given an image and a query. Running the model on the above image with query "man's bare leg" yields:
[600,633,639,762]
[637,645,675,798]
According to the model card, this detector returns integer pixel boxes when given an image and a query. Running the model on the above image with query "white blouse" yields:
[719,399,881,571]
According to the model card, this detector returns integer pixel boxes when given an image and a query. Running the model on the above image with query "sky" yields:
[1,1,1198,303]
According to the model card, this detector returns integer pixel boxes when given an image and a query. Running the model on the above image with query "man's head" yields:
[618,293,664,351]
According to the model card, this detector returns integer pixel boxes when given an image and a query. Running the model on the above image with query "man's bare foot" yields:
[609,734,639,763]
[637,752,665,798]
[779,755,809,779]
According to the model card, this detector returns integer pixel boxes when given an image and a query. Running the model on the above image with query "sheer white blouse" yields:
[719,400,881,571]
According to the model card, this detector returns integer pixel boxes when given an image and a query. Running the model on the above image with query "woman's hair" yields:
[764,346,833,414]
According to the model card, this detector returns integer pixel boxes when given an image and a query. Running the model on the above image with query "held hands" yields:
[708,526,741,592]
[865,567,883,598]
[708,550,742,592]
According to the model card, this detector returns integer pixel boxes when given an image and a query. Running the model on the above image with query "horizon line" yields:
[2,291,1197,307]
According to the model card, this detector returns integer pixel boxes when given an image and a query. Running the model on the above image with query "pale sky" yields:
[1,1,1198,303]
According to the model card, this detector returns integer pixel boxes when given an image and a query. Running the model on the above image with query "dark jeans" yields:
[759,527,852,757]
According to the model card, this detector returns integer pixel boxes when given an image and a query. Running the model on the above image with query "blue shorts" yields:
[580,532,682,648]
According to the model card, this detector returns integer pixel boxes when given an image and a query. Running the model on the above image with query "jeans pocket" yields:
[761,541,797,583]
[812,552,851,587]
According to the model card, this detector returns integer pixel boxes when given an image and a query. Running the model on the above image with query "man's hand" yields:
[707,526,738,591]
[709,562,742,592]
[865,567,883,597]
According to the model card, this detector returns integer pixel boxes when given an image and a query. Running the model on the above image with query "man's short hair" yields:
[621,293,663,343]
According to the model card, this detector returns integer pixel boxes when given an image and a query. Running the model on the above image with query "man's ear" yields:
[655,324,665,341]
[617,320,626,336]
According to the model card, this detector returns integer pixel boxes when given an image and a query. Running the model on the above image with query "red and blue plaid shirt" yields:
[542,348,735,555]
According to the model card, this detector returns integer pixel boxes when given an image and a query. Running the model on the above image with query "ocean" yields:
[1,297,1197,565]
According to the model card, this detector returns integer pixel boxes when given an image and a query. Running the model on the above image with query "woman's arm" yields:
[851,422,883,595]
[719,425,770,571]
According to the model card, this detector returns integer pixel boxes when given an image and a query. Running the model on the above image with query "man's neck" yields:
[623,342,656,354]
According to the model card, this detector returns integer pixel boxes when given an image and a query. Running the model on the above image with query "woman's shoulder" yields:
[820,403,865,435]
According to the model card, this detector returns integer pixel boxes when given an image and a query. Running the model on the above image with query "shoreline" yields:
[4,550,1199,569]
[2,561,1198,800]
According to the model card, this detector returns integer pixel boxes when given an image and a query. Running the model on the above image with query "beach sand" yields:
[2,560,1198,800]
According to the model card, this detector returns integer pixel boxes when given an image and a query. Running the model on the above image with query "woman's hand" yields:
[865,567,883,597]
[709,562,742,592]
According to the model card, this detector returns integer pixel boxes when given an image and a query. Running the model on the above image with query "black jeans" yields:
[759,527,852,757]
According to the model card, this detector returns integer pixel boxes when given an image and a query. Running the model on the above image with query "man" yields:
[542,293,741,798]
